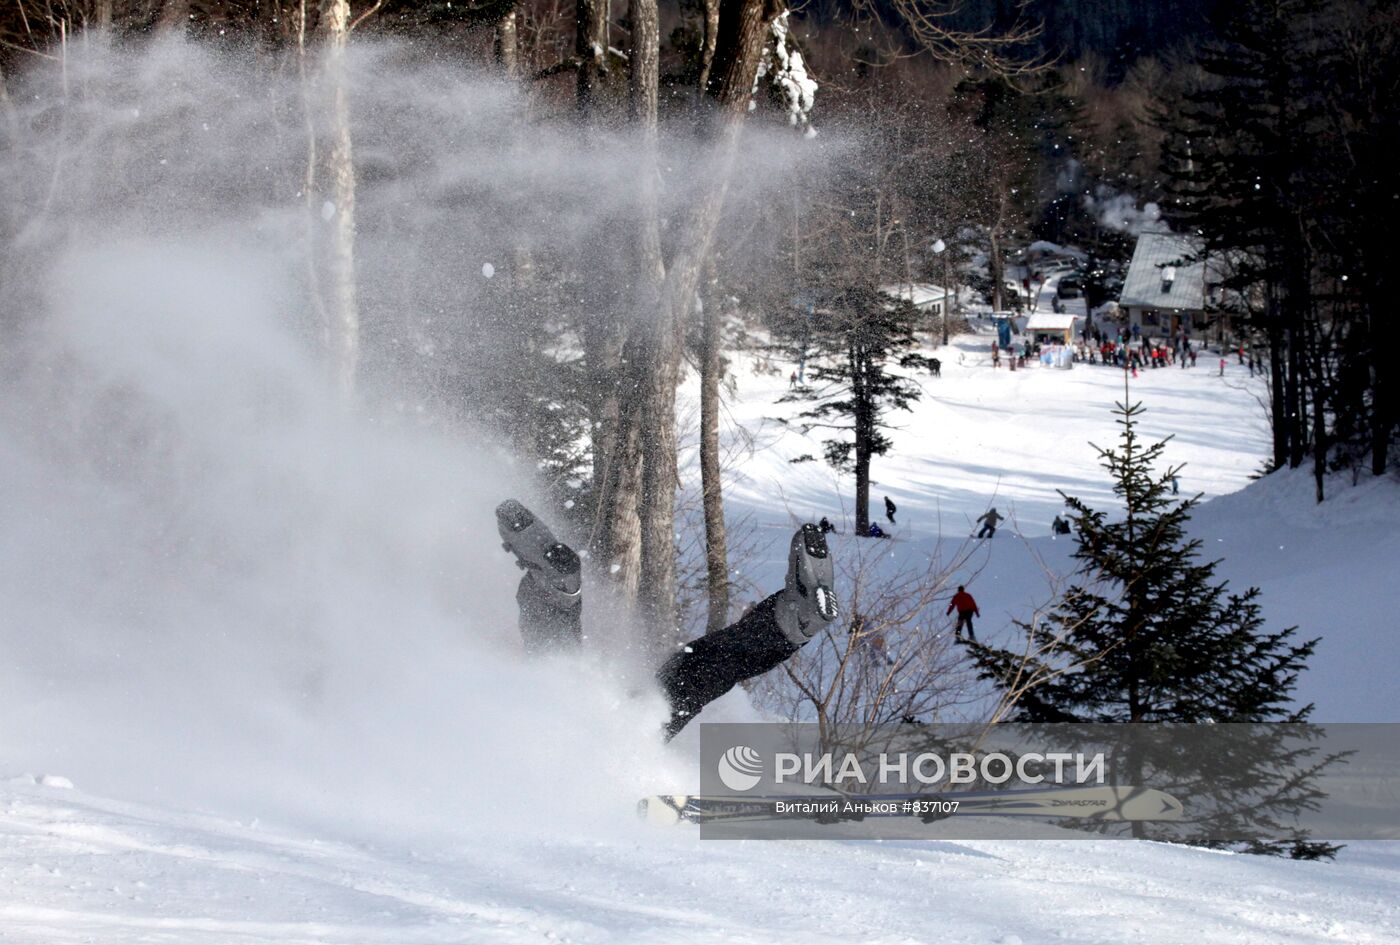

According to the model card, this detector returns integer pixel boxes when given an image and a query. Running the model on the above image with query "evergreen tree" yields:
[775,286,935,536]
[967,392,1339,858]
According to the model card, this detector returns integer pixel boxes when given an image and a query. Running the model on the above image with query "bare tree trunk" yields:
[989,227,1004,312]
[627,0,681,643]
[320,0,358,397]
[301,0,361,397]
[575,0,608,118]
[597,0,783,648]
[852,342,871,535]
[495,8,520,77]
[699,264,729,633]
[697,0,721,91]
[590,389,644,602]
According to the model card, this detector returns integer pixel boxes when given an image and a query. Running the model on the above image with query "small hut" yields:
[1025,312,1079,345]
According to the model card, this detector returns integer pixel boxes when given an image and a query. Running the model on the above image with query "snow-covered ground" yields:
[4,776,1398,944]
[5,38,1395,945]
[5,314,1398,942]
[683,324,1399,723]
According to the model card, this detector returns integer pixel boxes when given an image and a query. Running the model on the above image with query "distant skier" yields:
[992,343,1001,368]
[868,522,889,539]
[789,370,799,389]
[495,499,583,652]
[884,496,897,525]
[1052,514,1071,536]
[947,586,980,641]
[975,508,1004,539]
[498,501,839,740]
[819,516,836,534]
[1171,474,1180,495]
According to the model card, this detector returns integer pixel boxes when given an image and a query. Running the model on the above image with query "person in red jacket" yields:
[947,585,980,641]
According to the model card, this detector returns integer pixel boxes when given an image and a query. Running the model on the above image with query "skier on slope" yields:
[946,585,980,641]
[975,507,1004,539]
[497,501,840,740]
[884,496,897,525]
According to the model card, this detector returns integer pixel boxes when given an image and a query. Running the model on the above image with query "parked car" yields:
[1057,276,1084,299]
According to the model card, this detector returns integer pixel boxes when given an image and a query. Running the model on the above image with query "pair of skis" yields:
[639,784,1183,826]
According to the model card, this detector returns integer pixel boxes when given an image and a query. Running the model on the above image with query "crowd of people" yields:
[989,322,1259,380]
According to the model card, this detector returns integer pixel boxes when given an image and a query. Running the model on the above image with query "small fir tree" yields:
[968,392,1340,858]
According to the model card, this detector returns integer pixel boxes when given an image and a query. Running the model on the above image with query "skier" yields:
[992,343,1001,368]
[656,523,840,738]
[884,495,897,525]
[789,370,798,389]
[818,516,836,534]
[947,585,980,641]
[498,501,840,740]
[868,522,888,539]
[975,507,1004,539]
[1052,514,1071,536]
[495,499,583,652]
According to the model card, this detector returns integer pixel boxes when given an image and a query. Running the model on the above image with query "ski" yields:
[638,785,1183,826]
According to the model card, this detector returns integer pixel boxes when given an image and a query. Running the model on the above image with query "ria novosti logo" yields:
[713,742,1108,793]
[717,745,764,791]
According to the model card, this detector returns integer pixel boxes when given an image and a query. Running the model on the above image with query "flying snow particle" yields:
[482,263,496,278]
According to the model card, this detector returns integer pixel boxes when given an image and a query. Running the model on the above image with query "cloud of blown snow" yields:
[0,37,820,840]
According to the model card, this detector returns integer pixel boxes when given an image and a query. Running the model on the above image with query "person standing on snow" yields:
[884,496,897,525]
[1052,514,1071,536]
[947,585,980,641]
[498,501,840,740]
[975,507,1004,538]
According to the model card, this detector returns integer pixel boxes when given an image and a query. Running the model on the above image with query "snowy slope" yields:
[680,328,1400,722]
[2,38,1395,945]
[3,292,1397,942]
[3,777,1398,945]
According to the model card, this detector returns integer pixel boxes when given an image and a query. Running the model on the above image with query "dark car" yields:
[1057,276,1084,299]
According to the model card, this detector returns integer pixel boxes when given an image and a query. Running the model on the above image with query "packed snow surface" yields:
[2,39,1397,945]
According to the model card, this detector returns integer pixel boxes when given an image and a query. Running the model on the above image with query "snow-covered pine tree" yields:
[966,392,1339,858]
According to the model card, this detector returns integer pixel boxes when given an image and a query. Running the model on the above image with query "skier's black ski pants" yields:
[656,592,798,740]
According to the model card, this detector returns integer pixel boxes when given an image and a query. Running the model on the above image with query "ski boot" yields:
[773,523,840,645]
[495,499,582,611]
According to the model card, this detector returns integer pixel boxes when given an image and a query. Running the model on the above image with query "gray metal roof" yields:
[1119,233,1206,311]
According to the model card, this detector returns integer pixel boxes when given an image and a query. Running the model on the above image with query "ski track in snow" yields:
[2,781,1397,945]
